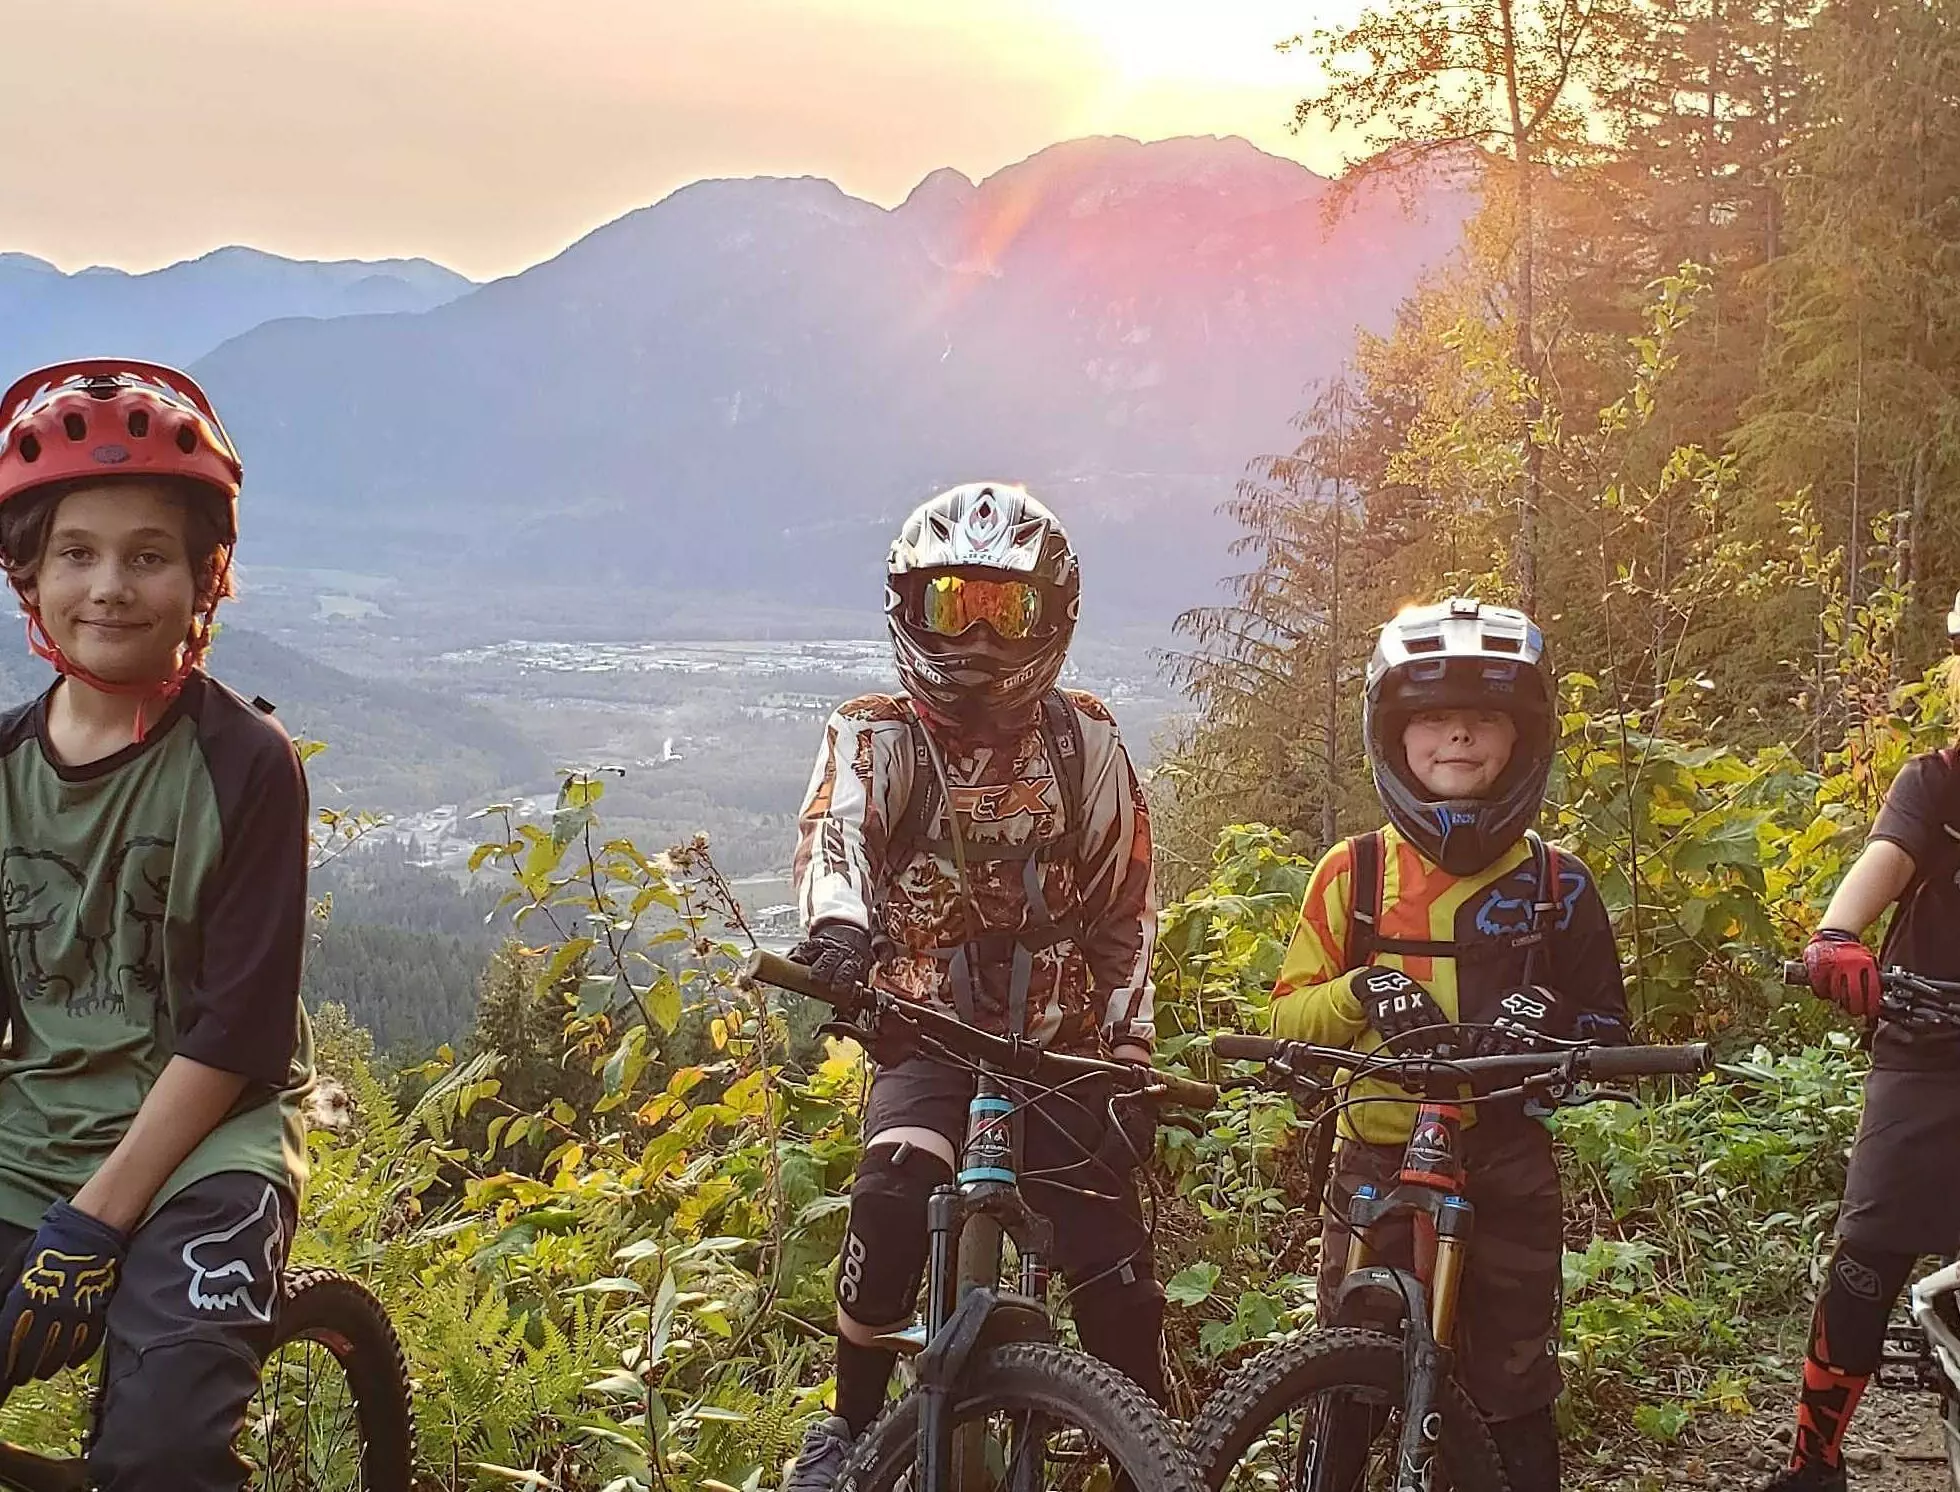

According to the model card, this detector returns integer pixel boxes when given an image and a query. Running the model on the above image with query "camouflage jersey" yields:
[793,691,1156,1056]
[0,672,314,1230]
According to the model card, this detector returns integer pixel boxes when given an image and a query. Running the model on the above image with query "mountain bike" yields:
[0,1267,415,1492]
[744,949,1215,1492]
[1190,1030,1711,1492]
[1785,959,1960,1488]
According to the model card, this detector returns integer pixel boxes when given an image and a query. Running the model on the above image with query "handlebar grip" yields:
[1212,1032,1281,1061]
[1586,1043,1713,1079]
[743,949,851,1010]
[1154,1072,1220,1110]
[1783,959,1811,988]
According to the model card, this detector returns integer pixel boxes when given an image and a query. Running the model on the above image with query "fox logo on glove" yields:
[20,1249,119,1309]
[1498,988,1552,1023]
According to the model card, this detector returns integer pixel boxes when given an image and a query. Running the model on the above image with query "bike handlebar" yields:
[1209,1030,1711,1091]
[743,950,1219,1110]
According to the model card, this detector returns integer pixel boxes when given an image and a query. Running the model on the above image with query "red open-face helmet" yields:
[0,360,244,739]
[0,359,241,541]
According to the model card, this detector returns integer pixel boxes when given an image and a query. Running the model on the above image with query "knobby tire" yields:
[836,1342,1202,1492]
[1186,1328,1507,1492]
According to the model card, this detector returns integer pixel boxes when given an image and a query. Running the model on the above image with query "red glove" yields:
[1803,930,1881,1020]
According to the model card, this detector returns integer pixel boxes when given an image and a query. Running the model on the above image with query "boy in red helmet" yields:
[0,361,314,1492]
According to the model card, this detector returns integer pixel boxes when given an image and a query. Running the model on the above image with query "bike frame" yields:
[1327,1096,1476,1492]
[906,1071,1058,1492]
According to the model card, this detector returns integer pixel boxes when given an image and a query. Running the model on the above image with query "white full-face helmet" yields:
[886,482,1081,726]
[1362,597,1557,874]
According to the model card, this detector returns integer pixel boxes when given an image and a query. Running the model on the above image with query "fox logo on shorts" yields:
[181,1184,284,1323]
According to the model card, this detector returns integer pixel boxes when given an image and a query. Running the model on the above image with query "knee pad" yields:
[835,1144,950,1328]
[1810,1240,1914,1375]
[1488,1405,1560,1492]
[1068,1268,1167,1404]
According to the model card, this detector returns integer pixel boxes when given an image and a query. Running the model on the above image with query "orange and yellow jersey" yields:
[1271,825,1627,1145]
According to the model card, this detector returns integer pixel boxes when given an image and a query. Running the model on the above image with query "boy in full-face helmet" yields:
[1267,598,1632,1492]
[783,483,1162,1490]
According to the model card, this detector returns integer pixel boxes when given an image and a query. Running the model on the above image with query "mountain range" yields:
[0,248,472,372]
[175,135,1475,626]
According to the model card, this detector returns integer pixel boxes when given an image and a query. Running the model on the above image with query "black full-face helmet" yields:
[1362,597,1556,874]
[885,482,1080,727]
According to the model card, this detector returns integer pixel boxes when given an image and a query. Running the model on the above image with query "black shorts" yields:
[1319,1119,1564,1422]
[862,1055,1158,1289]
[1838,1067,1960,1254]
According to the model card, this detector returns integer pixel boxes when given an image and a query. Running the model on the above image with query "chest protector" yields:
[1344,828,1562,995]
[882,689,1089,1044]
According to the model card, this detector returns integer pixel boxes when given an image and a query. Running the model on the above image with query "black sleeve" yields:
[1554,860,1631,1036]
[177,729,309,1086]
[1868,754,1949,870]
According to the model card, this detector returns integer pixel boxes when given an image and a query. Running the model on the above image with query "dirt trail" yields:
[1578,1384,1951,1490]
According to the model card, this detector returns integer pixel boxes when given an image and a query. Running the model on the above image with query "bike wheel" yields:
[837,1342,1203,1492]
[243,1268,414,1492]
[1187,1328,1507,1492]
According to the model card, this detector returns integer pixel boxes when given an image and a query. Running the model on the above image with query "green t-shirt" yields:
[0,672,314,1230]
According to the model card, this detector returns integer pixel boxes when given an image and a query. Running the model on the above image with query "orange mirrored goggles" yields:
[917,575,1045,640]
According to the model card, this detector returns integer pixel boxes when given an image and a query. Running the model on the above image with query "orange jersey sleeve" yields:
[1270,840,1366,1044]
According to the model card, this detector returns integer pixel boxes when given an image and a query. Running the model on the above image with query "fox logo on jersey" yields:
[949,779,1054,823]
[181,1184,285,1323]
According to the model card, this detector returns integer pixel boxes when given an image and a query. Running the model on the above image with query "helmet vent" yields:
[1404,635,1445,653]
[127,411,149,438]
[62,414,87,442]
[18,434,39,464]
[1484,634,1522,653]
[175,424,197,454]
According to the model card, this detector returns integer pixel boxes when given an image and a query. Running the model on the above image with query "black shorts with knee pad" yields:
[861,1057,1158,1289]
[834,1143,952,1329]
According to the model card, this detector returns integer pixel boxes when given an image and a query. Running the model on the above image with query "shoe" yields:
[786,1414,856,1492]
[1760,1462,1849,1491]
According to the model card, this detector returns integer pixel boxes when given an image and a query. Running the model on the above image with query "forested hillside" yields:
[1164,0,1960,892]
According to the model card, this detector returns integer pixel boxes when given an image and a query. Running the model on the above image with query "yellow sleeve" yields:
[1269,841,1366,1044]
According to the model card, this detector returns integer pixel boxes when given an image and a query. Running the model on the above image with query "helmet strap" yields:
[23,562,225,746]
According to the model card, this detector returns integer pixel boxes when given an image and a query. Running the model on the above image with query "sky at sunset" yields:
[2,0,1357,281]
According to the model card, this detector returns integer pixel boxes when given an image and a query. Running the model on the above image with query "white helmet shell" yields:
[888,483,1079,585]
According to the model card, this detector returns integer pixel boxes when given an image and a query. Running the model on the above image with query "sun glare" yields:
[1040,0,1336,87]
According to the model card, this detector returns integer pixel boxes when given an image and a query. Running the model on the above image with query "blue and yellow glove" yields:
[0,1200,127,1386]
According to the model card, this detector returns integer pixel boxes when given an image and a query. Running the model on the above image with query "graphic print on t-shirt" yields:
[1,835,174,1018]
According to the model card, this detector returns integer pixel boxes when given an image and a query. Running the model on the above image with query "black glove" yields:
[1572,1009,1629,1046]
[1465,985,1562,1057]
[1353,966,1448,1047]
[788,921,874,996]
[0,1200,128,1386]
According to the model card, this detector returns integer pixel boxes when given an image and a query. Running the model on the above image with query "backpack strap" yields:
[884,700,939,877]
[1345,831,1383,968]
[1038,688,1088,854]
[1519,831,1558,988]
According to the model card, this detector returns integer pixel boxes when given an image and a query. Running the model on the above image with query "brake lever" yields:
[1566,1086,1637,1108]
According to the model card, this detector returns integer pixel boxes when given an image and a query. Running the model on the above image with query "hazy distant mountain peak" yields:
[0,246,474,372]
[187,133,1473,627]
